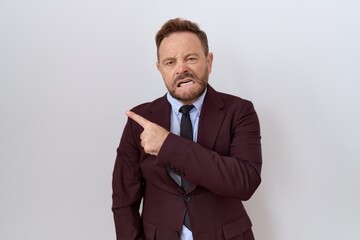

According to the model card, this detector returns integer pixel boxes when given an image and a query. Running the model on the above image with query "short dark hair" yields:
[155,18,209,58]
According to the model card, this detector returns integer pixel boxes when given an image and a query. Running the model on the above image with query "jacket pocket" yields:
[222,215,252,240]
[143,220,157,240]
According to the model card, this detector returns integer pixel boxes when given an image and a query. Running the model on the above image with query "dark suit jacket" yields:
[112,84,262,240]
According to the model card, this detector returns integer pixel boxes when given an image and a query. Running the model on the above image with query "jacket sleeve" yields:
[156,100,262,200]
[112,118,144,240]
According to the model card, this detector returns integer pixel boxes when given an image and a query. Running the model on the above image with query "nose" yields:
[175,59,189,75]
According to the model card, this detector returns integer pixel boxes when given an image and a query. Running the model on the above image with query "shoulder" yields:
[206,85,254,111]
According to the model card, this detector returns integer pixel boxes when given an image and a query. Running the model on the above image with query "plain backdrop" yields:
[1,0,359,239]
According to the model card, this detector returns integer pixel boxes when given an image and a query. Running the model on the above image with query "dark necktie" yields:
[179,105,194,230]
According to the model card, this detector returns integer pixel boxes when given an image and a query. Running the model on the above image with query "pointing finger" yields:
[126,111,150,128]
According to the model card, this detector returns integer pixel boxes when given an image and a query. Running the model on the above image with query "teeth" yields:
[180,81,193,87]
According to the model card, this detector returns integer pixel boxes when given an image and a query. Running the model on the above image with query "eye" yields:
[164,60,175,67]
[186,56,198,64]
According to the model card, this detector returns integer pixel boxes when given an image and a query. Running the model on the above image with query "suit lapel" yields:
[147,95,185,194]
[148,95,171,130]
[188,85,225,193]
[197,85,225,150]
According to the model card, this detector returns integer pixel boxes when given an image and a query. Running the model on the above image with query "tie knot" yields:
[179,105,194,114]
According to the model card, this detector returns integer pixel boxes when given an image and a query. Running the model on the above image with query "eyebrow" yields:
[161,53,200,64]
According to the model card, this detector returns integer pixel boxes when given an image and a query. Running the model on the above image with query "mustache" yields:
[175,72,195,82]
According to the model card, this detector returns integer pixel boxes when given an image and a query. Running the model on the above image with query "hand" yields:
[126,111,170,156]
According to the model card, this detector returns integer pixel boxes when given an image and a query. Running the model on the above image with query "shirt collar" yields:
[166,88,207,114]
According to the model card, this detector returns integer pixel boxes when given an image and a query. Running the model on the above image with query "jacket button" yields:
[173,231,180,238]
[183,195,191,202]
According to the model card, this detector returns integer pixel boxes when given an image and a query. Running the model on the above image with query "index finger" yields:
[126,111,150,128]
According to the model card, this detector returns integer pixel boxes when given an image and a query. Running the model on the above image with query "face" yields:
[157,32,213,105]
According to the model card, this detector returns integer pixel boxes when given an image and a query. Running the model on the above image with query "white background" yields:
[1,0,359,239]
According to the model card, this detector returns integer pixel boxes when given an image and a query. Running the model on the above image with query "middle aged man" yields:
[112,18,262,240]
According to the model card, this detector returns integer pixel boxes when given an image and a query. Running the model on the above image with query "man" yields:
[112,18,262,240]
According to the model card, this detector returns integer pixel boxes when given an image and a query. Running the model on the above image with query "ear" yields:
[156,61,161,72]
[206,52,214,74]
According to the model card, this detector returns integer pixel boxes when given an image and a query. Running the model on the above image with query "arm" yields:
[157,101,262,200]
[112,119,144,240]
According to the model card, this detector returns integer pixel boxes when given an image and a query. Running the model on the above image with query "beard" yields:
[167,68,209,103]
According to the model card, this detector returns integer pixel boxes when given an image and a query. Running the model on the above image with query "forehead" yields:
[158,32,204,58]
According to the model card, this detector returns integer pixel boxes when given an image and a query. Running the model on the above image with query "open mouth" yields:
[177,79,195,87]
[175,72,196,88]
